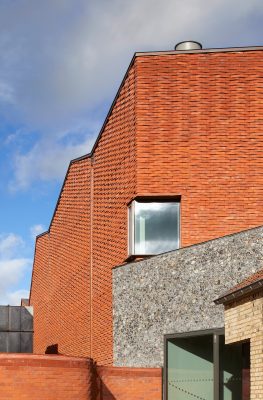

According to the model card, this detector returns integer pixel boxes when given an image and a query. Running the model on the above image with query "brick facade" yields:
[136,50,263,245]
[30,156,92,357]
[30,47,263,366]
[224,291,263,400]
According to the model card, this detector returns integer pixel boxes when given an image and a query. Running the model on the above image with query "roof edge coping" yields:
[135,45,263,57]
[214,278,263,305]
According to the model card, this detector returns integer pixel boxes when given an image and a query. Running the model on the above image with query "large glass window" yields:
[165,330,248,400]
[128,200,180,255]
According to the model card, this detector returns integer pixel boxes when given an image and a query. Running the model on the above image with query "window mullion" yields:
[213,333,219,400]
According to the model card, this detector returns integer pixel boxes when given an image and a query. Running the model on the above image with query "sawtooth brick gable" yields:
[30,48,263,366]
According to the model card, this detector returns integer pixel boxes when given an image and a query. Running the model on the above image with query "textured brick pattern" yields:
[136,50,263,245]
[0,354,93,400]
[30,64,137,365]
[30,48,263,367]
[96,366,162,400]
[30,157,92,357]
[91,64,137,364]
[225,291,263,400]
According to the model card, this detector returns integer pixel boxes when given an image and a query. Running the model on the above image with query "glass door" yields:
[165,329,246,400]
[167,334,214,400]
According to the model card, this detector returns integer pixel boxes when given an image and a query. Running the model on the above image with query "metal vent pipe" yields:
[175,41,202,51]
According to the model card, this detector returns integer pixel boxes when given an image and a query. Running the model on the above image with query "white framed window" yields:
[128,199,180,255]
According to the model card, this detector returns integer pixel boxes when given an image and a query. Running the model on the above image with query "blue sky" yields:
[0,0,263,304]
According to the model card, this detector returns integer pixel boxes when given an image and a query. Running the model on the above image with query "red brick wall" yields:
[96,366,162,400]
[30,49,263,367]
[136,50,263,245]
[91,63,137,364]
[30,64,137,364]
[0,354,93,400]
[0,355,161,400]
[30,156,92,357]
[30,233,50,353]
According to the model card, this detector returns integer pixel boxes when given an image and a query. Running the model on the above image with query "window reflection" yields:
[133,201,180,255]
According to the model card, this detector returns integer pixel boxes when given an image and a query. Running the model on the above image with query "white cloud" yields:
[0,0,262,189]
[0,289,29,306]
[10,132,97,190]
[30,224,46,240]
[0,233,24,259]
[0,259,31,287]
[0,0,261,122]
[0,234,31,305]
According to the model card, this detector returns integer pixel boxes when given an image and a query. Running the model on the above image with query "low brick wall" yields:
[96,366,162,400]
[0,354,162,400]
[0,354,93,400]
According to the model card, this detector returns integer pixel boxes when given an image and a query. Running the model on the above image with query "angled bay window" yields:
[128,199,180,255]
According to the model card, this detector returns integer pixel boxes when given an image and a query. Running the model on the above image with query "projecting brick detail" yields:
[0,354,93,400]
[225,291,263,400]
[95,366,162,400]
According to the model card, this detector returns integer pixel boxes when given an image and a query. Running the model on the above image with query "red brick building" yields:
[30,43,263,368]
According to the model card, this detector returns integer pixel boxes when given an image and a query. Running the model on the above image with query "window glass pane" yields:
[167,335,214,400]
[134,202,179,254]
[219,336,243,400]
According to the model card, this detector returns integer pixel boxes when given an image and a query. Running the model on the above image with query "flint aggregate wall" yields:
[113,226,263,367]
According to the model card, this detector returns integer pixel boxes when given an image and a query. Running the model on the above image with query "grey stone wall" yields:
[0,306,33,353]
[113,226,263,367]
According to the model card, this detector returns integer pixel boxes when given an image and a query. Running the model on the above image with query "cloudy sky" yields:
[0,0,263,304]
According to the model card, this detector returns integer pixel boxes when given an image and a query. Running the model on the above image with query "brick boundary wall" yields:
[0,354,93,400]
[95,366,162,400]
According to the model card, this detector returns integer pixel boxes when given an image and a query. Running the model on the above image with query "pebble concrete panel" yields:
[113,226,263,367]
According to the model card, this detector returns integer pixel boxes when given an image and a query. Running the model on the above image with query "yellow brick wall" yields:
[224,291,263,400]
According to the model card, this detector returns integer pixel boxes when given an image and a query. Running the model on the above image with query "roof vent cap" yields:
[175,41,202,51]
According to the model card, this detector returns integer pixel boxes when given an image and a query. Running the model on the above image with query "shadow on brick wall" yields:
[45,344,59,354]
[92,364,116,400]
